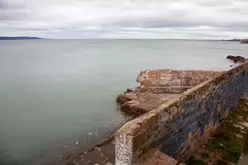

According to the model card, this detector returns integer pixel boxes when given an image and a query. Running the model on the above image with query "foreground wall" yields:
[244,67,248,96]
[115,62,248,165]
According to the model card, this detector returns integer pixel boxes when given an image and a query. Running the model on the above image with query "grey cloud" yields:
[110,19,199,29]
[193,0,234,7]
[2,0,248,39]
[13,27,50,31]
[0,0,7,9]
[0,0,25,9]
[0,10,29,21]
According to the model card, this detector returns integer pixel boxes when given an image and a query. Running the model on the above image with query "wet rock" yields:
[226,55,246,63]
[126,87,139,93]
[104,162,113,165]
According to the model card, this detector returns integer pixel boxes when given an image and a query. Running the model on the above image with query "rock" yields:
[239,121,248,127]
[104,162,113,165]
[126,87,139,93]
[226,55,246,63]
[241,39,248,44]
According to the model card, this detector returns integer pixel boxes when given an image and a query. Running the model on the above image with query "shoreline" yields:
[67,60,248,165]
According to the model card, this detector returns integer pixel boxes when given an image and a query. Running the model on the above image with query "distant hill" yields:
[0,37,42,40]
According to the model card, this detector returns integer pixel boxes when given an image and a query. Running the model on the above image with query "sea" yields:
[0,39,248,165]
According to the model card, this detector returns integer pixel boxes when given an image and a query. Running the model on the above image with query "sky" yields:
[0,0,248,39]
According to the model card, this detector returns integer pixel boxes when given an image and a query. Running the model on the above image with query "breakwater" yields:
[115,61,248,165]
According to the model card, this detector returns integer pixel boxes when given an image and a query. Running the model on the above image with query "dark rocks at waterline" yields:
[226,55,246,63]
[241,40,248,44]
[223,38,248,44]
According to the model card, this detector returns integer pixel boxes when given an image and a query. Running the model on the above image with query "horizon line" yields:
[0,36,226,40]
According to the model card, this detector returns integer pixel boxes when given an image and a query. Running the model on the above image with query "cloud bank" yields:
[0,0,248,39]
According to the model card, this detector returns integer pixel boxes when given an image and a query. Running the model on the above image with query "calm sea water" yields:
[0,39,248,165]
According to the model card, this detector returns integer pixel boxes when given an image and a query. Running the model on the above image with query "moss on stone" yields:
[218,160,228,165]
[201,153,210,159]
[187,156,204,165]
[192,99,248,164]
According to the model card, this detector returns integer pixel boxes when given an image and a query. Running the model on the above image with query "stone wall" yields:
[115,62,248,165]
[244,69,248,95]
[136,70,222,90]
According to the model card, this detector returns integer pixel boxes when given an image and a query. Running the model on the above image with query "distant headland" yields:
[0,37,43,40]
[222,38,248,44]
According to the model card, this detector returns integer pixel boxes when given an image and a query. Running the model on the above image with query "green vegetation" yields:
[189,100,248,165]
[201,153,210,159]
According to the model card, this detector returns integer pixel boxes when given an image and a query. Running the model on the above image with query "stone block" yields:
[126,123,141,136]
[132,130,147,152]
[169,79,181,86]
[169,106,178,116]
[104,162,113,165]
[160,73,173,80]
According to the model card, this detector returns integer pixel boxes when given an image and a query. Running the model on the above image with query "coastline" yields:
[66,60,248,165]
[0,37,43,40]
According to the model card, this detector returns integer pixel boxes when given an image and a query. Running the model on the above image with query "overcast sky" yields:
[0,0,248,39]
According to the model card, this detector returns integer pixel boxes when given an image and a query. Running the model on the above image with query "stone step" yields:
[136,149,185,165]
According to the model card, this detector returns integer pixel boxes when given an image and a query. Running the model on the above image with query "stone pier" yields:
[117,70,222,116]
[115,62,248,165]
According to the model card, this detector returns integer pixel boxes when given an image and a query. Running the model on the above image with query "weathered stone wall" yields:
[244,68,248,95]
[115,62,248,165]
[137,70,222,89]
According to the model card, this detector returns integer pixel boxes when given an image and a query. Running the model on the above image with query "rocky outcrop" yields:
[226,55,246,63]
